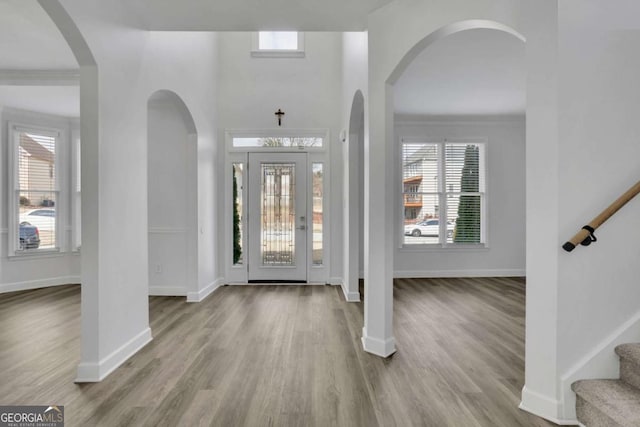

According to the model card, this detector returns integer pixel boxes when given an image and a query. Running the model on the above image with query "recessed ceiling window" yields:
[252,32,305,58]
[259,31,298,50]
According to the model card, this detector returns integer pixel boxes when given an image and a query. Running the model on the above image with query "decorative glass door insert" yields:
[248,153,307,281]
[260,162,296,266]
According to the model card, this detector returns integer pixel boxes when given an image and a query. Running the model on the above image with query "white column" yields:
[362,83,396,357]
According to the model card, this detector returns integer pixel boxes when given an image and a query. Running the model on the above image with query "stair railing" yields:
[563,180,640,252]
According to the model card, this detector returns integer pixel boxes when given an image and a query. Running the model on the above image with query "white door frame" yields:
[224,129,330,284]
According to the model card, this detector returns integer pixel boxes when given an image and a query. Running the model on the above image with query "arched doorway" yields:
[344,90,365,301]
[147,90,198,298]
[9,0,100,381]
[362,19,526,359]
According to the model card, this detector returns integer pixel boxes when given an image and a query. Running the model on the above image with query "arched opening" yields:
[362,17,528,414]
[392,27,525,253]
[147,90,198,299]
[0,0,100,382]
[343,90,365,301]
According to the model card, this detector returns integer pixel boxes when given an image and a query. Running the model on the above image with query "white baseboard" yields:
[75,327,152,382]
[187,278,224,302]
[361,327,396,358]
[0,276,80,294]
[519,387,578,425]
[327,277,360,302]
[393,269,525,278]
[342,287,361,302]
[558,307,640,420]
[149,286,187,296]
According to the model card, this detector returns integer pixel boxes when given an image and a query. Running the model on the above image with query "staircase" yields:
[572,344,640,426]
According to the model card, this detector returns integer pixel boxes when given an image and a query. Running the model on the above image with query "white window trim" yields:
[251,32,305,58]
[398,136,489,250]
[71,125,81,252]
[8,122,64,256]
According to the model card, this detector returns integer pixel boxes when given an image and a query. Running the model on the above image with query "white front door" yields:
[247,153,307,282]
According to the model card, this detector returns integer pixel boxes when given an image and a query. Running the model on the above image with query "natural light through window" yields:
[402,140,486,246]
[232,137,322,148]
[15,129,59,252]
[259,32,298,50]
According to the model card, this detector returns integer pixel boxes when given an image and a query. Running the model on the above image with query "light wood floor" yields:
[0,278,557,427]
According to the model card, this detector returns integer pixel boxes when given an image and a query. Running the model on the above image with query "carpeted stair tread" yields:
[572,379,640,427]
[617,344,640,366]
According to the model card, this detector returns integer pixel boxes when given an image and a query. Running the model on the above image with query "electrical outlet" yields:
[155,264,162,274]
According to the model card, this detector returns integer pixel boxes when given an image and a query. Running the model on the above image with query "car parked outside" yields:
[404,219,455,238]
[19,209,55,232]
[19,223,40,249]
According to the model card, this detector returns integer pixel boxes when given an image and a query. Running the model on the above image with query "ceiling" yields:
[0,86,79,117]
[394,29,526,117]
[0,0,77,69]
[1,2,524,119]
[124,0,392,31]
[0,1,78,117]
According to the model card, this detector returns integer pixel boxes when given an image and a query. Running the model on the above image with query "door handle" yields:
[297,225,306,230]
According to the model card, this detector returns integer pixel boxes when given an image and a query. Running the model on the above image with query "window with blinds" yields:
[15,129,59,251]
[402,140,485,246]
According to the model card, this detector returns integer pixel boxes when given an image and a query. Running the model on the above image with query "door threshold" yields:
[247,280,307,284]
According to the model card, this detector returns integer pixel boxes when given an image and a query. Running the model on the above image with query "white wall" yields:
[366,0,564,419]
[556,0,640,419]
[341,32,368,299]
[53,0,220,381]
[217,32,344,282]
[142,32,220,300]
[393,116,525,277]
[147,99,195,296]
[0,107,81,293]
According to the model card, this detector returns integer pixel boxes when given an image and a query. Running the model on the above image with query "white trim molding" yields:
[0,69,80,86]
[75,328,153,382]
[149,286,187,297]
[187,278,224,302]
[327,277,361,302]
[558,307,640,421]
[519,387,577,425]
[394,269,525,278]
[361,327,397,358]
[343,288,361,302]
[0,276,80,294]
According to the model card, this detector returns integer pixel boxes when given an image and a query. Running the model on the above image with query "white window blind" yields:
[402,141,485,245]
[15,129,59,251]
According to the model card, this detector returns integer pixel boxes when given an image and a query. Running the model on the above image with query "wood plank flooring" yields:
[0,278,558,426]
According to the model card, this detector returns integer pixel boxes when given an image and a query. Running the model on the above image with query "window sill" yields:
[250,50,305,59]
[399,243,489,253]
[9,248,64,260]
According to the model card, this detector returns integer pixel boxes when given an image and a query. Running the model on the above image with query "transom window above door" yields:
[226,130,327,151]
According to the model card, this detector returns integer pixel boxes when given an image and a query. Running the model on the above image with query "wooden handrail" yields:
[563,180,640,252]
